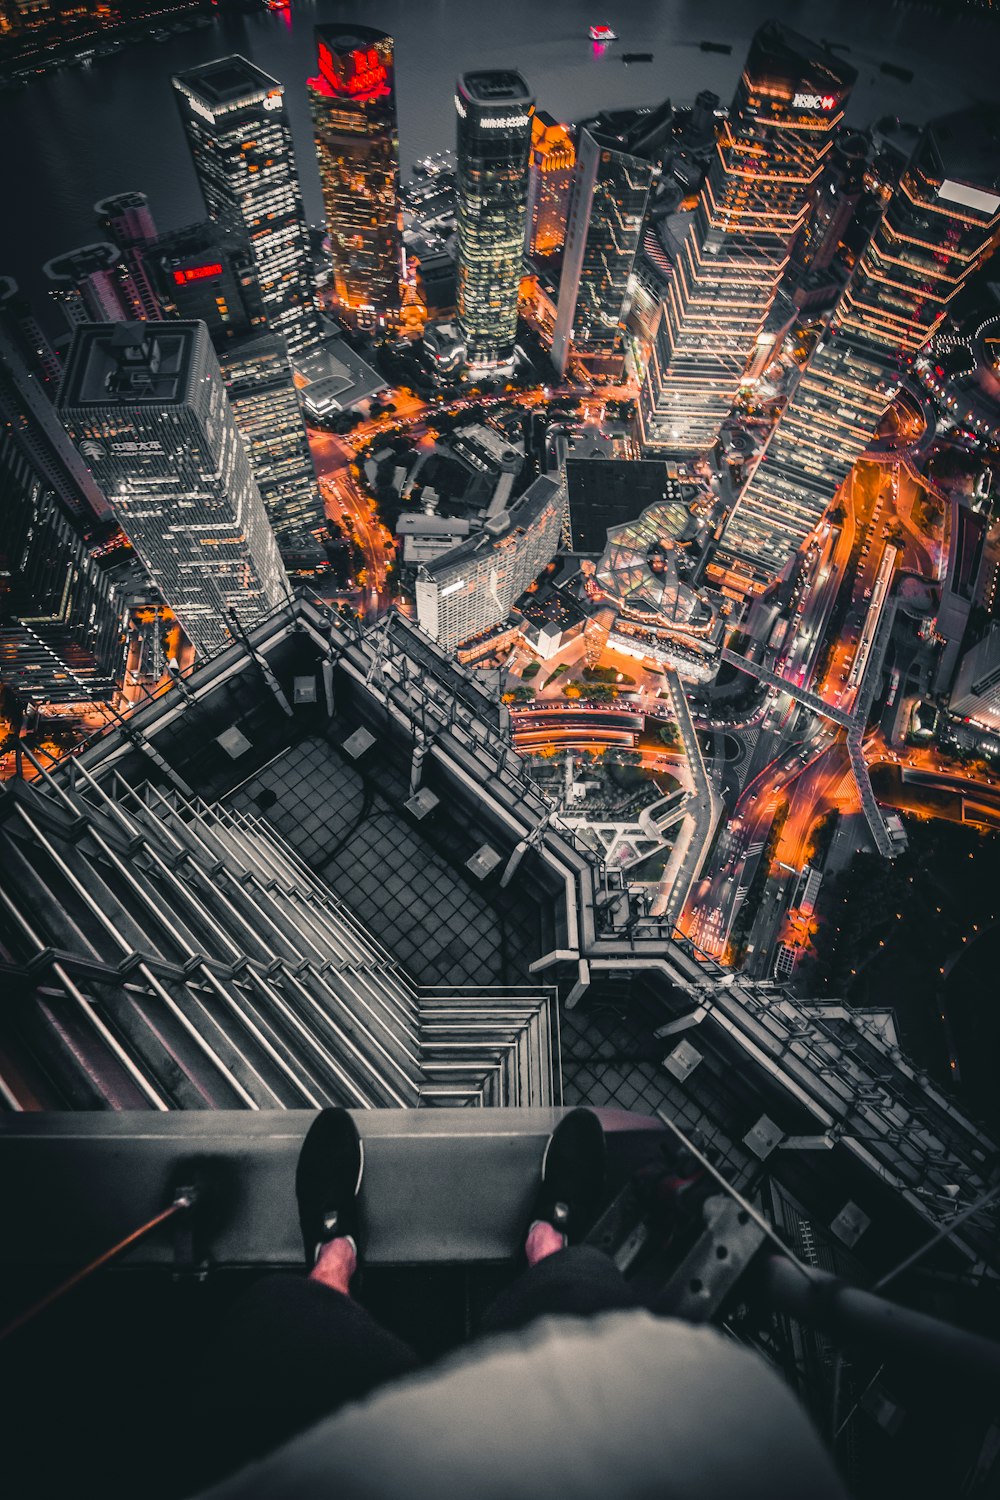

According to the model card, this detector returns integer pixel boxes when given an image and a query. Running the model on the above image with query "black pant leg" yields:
[482,1246,634,1336]
[195,1273,420,1480]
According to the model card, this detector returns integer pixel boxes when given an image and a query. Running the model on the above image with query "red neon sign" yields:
[172,263,224,285]
[315,42,390,101]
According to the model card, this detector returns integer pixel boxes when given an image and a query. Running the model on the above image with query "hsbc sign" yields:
[793,92,836,111]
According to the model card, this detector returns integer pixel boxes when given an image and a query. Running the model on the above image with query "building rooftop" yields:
[58,322,196,409]
[926,105,1000,200]
[422,474,562,579]
[459,70,533,107]
[173,54,281,110]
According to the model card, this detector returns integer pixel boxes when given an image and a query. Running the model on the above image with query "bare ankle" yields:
[309,1235,357,1295]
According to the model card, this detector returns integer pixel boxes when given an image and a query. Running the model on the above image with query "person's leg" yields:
[200,1240,419,1471]
[483,1108,634,1334]
[194,1110,419,1480]
[483,1235,633,1334]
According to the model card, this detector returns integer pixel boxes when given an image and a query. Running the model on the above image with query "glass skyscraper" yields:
[711,105,1000,596]
[640,23,856,453]
[58,322,291,656]
[550,125,657,380]
[455,71,534,370]
[309,24,402,331]
[172,55,322,362]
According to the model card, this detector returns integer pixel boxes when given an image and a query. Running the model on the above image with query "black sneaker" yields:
[295,1108,365,1267]
[532,1108,606,1243]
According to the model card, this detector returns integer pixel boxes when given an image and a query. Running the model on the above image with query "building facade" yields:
[711,105,1000,596]
[218,332,326,574]
[94,191,159,251]
[455,71,534,369]
[951,622,1000,732]
[58,322,291,655]
[640,23,856,453]
[415,473,563,652]
[308,24,402,330]
[0,425,125,707]
[551,126,657,379]
[0,277,112,524]
[173,55,322,361]
[525,111,576,259]
[148,220,267,346]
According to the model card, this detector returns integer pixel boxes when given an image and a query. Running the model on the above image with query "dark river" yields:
[2,0,997,328]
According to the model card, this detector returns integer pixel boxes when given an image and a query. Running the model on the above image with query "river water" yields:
[2,0,997,326]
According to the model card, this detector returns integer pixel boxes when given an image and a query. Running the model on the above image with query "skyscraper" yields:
[640,23,856,453]
[0,276,111,524]
[147,220,267,345]
[0,425,125,707]
[455,71,534,370]
[173,55,322,361]
[711,105,1000,596]
[308,24,402,330]
[58,322,291,655]
[94,191,159,251]
[218,332,327,573]
[550,125,658,380]
[525,112,576,259]
[44,242,161,330]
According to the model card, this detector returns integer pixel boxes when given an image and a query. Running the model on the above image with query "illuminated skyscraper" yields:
[148,220,266,345]
[0,276,111,524]
[0,426,125,707]
[218,333,326,574]
[455,71,534,370]
[640,23,856,453]
[173,56,322,361]
[525,112,575,258]
[550,125,658,380]
[58,322,291,655]
[308,24,402,330]
[711,105,1000,596]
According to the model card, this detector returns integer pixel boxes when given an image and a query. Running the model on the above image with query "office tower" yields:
[0,274,61,388]
[551,126,658,379]
[148,220,267,344]
[95,191,159,251]
[58,322,291,655]
[0,277,111,524]
[640,23,856,453]
[711,105,1000,597]
[173,55,322,361]
[525,112,575,258]
[415,473,563,651]
[951,623,1000,732]
[0,426,125,706]
[795,131,868,278]
[44,242,161,330]
[455,71,534,369]
[308,24,402,330]
[218,332,326,572]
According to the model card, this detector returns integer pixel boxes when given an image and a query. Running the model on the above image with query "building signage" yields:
[454,94,467,118]
[78,438,107,462]
[172,263,224,285]
[480,113,531,129]
[263,92,283,111]
[111,441,164,455]
[793,92,836,111]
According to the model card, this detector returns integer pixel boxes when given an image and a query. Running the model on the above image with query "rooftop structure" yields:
[3,592,1000,1495]
[565,457,698,555]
